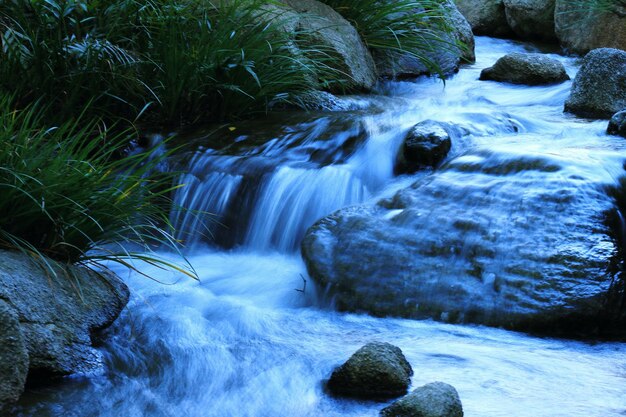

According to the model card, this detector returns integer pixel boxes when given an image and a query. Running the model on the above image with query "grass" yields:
[0,0,342,127]
[558,0,626,17]
[318,0,460,77]
[0,96,195,279]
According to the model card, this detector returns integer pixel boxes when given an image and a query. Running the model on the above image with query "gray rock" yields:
[398,121,453,173]
[0,250,129,380]
[281,0,378,92]
[327,342,413,399]
[502,0,556,41]
[565,48,626,119]
[380,382,463,417]
[479,53,569,85]
[377,0,475,78]
[555,1,626,54]
[301,150,616,335]
[0,300,28,412]
[454,0,513,37]
[608,110,626,137]
[286,90,362,112]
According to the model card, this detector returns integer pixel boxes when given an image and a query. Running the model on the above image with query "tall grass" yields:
[0,0,337,126]
[559,0,626,17]
[318,0,458,77]
[0,96,195,278]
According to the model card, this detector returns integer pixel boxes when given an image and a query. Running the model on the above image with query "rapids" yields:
[14,37,626,417]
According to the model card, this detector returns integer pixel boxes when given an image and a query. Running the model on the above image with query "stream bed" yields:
[14,37,626,417]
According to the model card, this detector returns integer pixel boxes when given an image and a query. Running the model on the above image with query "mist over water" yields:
[15,37,626,417]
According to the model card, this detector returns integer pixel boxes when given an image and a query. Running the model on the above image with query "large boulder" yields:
[502,0,556,41]
[0,250,129,409]
[454,0,513,37]
[327,342,413,399]
[280,0,378,92]
[380,382,464,417]
[302,150,618,336]
[608,110,626,138]
[564,48,626,119]
[376,0,475,78]
[479,53,569,85]
[396,120,454,173]
[0,300,28,413]
[555,1,626,54]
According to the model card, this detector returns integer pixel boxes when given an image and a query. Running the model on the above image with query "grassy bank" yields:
[0,0,455,274]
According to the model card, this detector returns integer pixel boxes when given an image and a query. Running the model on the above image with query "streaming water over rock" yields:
[13,37,626,416]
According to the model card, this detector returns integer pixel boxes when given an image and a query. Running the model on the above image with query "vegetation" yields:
[564,0,626,16]
[319,0,458,77]
[0,0,335,127]
[0,0,456,277]
[0,97,195,278]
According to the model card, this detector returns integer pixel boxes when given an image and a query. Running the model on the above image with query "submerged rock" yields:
[376,0,475,78]
[608,110,626,138]
[0,250,129,409]
[302,150,617,336]
[565,48,626,119]
[502,0,556,41]
[397,121,453,173]
[555,0,626,54]
[380,382,463,417]
[455,0,512,37]
[480,53,569,85]
[327,342,413,399]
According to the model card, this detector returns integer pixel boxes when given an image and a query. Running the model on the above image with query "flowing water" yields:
[15,37,626,417]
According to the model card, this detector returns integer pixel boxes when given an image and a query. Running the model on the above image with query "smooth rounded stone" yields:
[502,0,556,41]
[376,0,475,78]
[0,250,129,378]
[555,1,626,54]
[301,150,617,336]
[0,300,28,412]
[327,342,413,399]
[479,53,569,85]
[564,48,626,119]
[454,0,513,37]
[397,121,453,173]
[607,110,626,137]
[281,0,378,92]
[380,382,463,417]
[284,90,363,112]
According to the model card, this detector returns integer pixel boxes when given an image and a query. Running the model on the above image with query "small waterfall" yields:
[245,165,369,251]
[172,170,243,245]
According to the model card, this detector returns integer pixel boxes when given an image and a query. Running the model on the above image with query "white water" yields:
[15,37,626,416]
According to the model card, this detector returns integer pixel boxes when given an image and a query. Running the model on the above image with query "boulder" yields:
[0,250,129,408]
[327,342,413,399]
[607,110,626,138]
[380,382,463,417]
[479,53,569,85]
[280,0,378,92]
[555,1,626,54]
[397,121,453,173]
[376,0,475,78]
[454,0,513,37]
[301,150,617,336]
[502,0,556,41]
[564,48,626,119]
[0,300,28,412]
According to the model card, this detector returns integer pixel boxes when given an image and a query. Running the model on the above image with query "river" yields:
[14,37,626,417]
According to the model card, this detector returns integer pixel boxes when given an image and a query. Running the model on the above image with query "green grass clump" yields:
[318,0,458,77]
[0,0,330,126]
[564,0,626,15]
[0,96,194,278]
